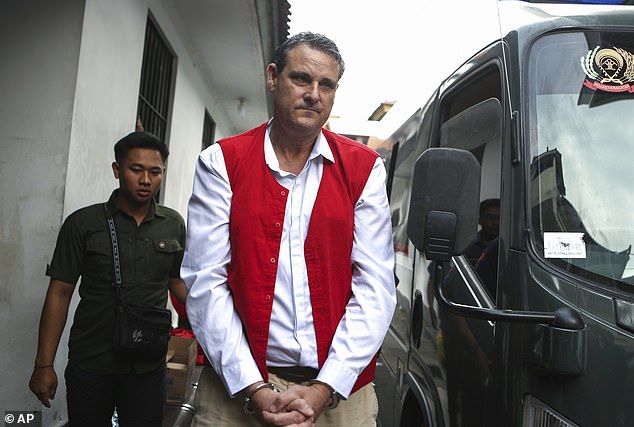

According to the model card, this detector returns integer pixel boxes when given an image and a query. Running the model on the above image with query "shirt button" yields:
[275,222,281,228]
[280,190,286,196]
[270,257,276,263]
[265,294,271,301]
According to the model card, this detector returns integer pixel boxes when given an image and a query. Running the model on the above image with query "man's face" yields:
[480,206,500,237]
[112,148,164,208]
[267,44,340,135]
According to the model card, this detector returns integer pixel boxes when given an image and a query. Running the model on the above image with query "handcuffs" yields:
[242,379,342,414]
[242,382,281,414]
[306,379,342,410]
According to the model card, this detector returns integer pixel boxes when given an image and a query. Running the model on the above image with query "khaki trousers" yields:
[192,366,378,427]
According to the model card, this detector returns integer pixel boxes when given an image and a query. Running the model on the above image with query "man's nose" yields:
[304,83,320,103]
[140,171,151,184]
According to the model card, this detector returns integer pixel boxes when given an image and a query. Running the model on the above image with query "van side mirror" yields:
[408,150,584,344]
[407,148,481,260]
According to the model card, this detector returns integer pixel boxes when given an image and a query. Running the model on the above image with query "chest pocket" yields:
[145,238,183,279]
[84,232,114,282]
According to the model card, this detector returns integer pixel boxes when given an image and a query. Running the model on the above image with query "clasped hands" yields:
[245,381,333,427]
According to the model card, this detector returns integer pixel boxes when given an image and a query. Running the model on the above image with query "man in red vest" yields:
[182,32,396,426]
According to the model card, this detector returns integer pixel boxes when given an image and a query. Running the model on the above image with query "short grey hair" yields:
[271,31,345,80]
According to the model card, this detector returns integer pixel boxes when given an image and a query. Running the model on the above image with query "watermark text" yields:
[4,411,41,426]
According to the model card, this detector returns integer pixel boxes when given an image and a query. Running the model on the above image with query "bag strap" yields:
[104,203,124,303]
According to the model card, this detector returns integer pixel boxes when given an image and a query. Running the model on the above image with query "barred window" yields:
[202,109,216,150]
[136,15,175,144]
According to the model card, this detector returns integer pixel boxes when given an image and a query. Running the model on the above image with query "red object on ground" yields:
[169,293,206,366]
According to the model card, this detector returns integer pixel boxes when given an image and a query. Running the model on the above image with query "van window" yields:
[437,65,503,300]
[528,30,634,288]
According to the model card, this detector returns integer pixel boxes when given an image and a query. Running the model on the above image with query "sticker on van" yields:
[580,46,634,93]
[544,232,586,258]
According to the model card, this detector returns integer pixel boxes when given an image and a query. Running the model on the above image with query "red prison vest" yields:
[219,122,379,393]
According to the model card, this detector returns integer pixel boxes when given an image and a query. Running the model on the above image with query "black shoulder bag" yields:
[106,206,172,361]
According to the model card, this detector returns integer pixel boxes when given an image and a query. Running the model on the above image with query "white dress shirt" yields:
[182,123,396,398]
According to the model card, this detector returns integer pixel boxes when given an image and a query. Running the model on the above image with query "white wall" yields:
[0,0,237,424]
[0,1,85,424]
[62,0,149,216]
[67,0,235,218]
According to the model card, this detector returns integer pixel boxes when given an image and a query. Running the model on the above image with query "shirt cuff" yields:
[220,359,263,398]
[316,357,359,399]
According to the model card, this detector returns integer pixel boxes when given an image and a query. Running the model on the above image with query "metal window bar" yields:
[202,110,215,150]
[137,17,174,143]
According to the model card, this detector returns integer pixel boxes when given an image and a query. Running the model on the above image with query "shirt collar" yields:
[104,189,162,220]
[264,119,334,172]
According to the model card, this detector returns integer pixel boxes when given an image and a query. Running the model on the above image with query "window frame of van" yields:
[432,53,506,307]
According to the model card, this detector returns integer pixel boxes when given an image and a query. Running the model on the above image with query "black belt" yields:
[268,366,318,383]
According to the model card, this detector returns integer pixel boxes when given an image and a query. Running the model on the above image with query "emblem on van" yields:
[581,47,634,92]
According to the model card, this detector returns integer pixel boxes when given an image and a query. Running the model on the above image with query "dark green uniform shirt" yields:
[46,190,185,374]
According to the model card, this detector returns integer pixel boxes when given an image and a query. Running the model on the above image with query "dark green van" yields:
[375,2,634,426]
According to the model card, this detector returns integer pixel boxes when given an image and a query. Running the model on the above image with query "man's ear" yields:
[266,63,278,92]
[112,162,120,179]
